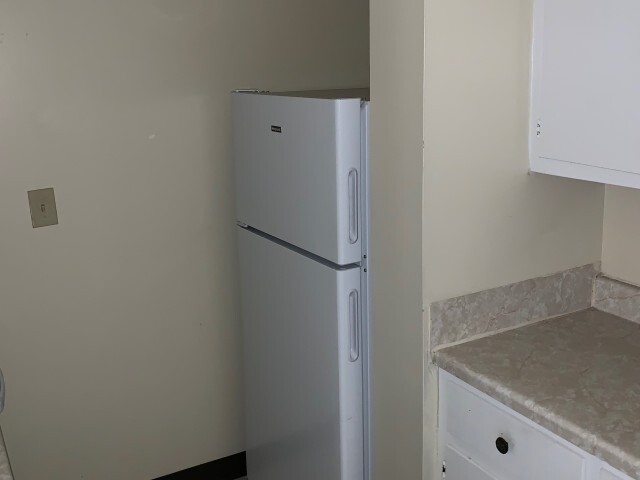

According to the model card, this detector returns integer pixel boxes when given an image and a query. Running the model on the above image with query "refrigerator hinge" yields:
[236,221,249,228]
[442,460,446,479]
[536,119,542,138]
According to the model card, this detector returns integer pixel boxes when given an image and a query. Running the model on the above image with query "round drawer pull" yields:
[495,437,509,454]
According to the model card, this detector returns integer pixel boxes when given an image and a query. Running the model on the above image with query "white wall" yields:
[0,1,369,479]
[370,0,424,478]
[602,186,640,286]
[423,0,604,304]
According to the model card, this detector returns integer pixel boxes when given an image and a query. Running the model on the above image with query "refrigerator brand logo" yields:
[271,125,282,133]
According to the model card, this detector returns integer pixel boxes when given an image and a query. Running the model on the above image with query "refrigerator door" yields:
[238,227,364,480]
[233,92,363,266]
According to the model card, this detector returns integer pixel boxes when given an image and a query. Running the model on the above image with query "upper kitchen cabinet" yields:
[529,0,640,188]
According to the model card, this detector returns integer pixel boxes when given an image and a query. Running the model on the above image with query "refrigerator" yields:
[232,88,370,480]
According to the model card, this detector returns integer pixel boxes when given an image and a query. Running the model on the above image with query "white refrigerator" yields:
[232,89,370,480]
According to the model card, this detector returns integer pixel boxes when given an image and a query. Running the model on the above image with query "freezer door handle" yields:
[348,169,359,244]
[348,289,360,362]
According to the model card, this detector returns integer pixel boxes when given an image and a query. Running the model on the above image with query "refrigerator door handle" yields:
[348,169,359,244]
[348,289,360,362]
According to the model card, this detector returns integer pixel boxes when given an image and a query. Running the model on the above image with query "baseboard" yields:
[154,452,247,480]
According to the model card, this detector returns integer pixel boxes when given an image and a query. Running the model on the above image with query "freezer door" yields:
[233,92,363,266]
[238,227,364,480]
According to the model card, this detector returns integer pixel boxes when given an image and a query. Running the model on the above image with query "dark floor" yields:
[153,452,247,480]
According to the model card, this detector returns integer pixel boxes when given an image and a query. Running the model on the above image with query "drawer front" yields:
[444,444,497,480]
[441,372,587,480]
[599,466,634,480]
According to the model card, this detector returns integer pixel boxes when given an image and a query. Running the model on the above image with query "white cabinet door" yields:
[444,445,497,480]
[530,0,640,189]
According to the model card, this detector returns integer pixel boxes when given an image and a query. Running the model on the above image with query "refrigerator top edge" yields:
[232,88,370,101]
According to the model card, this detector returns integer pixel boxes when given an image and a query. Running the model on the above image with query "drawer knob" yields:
[495,437,509,455]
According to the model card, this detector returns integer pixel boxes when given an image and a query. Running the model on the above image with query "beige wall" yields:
[423,0,605,476]
[602,186,640,286]
[370,0,424,478]
[423,0,604,304]
[0,1,368,479]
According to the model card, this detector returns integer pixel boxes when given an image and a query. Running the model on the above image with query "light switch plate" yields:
[28,188,59,228]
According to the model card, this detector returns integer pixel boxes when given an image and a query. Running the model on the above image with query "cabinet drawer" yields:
[599,466,635,480]
[444,444,497,480]
[440,372,588,480]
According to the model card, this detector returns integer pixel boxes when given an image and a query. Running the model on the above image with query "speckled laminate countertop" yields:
[434,308,640,479]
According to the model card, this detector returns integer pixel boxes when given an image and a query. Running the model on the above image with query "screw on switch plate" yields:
[28,188,59,228]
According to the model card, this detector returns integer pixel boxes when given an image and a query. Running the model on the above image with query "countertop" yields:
[434,308,640,479]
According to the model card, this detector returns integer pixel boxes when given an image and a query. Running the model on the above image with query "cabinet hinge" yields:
[442,460,446,479]
[536,120,542,137]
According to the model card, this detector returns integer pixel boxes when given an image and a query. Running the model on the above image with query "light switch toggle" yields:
[28,188,59,228]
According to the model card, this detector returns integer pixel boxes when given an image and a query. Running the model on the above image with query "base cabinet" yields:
[600,467,635,480]
[439,371,635,480]
[444,445,497,480]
